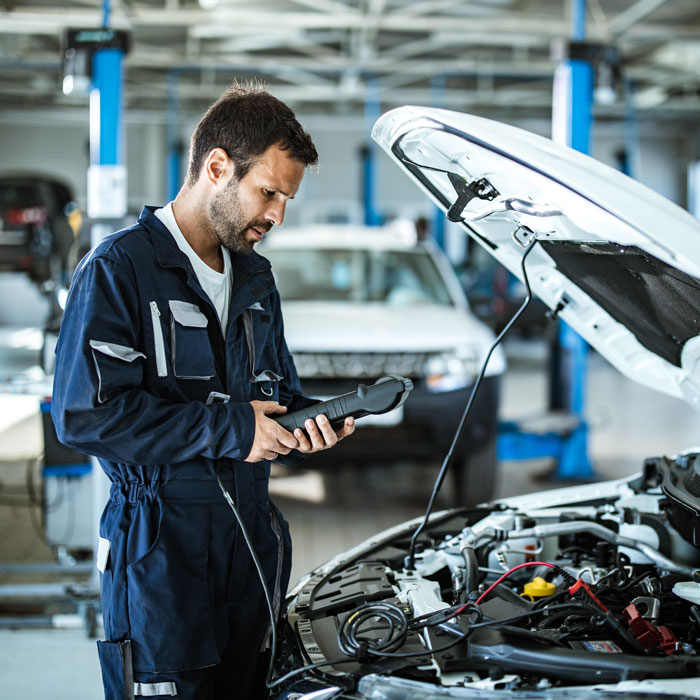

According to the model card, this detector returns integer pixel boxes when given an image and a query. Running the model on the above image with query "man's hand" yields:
[245,401,300,463]
[245,402,356,462]
[292,414,355,454]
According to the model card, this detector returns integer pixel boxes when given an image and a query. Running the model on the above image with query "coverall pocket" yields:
[126,503,220,673]
[90,341,146,404]
[168,300,216,380]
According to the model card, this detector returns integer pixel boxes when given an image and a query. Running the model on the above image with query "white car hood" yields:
[373,106,700,410]
[281,300,505,374]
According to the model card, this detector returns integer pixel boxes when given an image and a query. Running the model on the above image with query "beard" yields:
[207,178,269,255]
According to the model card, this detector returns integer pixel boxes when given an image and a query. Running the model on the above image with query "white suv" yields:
[259,221,505,504]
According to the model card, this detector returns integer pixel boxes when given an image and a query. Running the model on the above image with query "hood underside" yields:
[372,107,700,410]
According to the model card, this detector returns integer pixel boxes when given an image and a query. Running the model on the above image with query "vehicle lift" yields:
[497,0,595,481]
[0,3,131,634]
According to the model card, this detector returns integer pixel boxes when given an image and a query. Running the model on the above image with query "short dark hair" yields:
[185,81,318,186]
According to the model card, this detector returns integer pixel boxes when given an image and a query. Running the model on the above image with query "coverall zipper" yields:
[150,301,168,377]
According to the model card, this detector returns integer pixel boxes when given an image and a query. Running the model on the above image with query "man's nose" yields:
[265,200,286,227]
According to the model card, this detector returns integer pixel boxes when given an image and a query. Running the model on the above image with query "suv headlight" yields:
[424,348,479,393]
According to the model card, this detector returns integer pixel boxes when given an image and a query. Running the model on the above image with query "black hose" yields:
[462,546,478,595]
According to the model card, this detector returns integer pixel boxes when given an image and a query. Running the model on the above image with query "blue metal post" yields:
[89,9,126,583]
[101,0,111,28]
[166,70,182,201]
[556,0,594,480]
[92,49,124,167]
[363,76,381,226]
[431,75,446,250]
[571,0,585,41]
[623,78,639,179]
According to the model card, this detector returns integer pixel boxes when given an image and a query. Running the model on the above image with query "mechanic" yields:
[51,83,355,700]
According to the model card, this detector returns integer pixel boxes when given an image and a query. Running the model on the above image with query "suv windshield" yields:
[266,248,454,306]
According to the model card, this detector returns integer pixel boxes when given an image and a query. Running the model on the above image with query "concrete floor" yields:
[1,271,700,698]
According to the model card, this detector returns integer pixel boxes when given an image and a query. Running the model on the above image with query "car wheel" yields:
[450,435,498,506]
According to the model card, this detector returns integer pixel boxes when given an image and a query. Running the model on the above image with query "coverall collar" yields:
[138,205,271,282]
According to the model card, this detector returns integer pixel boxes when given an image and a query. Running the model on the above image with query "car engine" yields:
[274,453,700,698]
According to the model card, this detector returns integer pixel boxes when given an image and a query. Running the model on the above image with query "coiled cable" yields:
[337,601,409,659]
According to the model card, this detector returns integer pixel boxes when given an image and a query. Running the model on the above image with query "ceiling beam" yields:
[610,0,672,37]
[287,0,355,14]
[2,6,699,43]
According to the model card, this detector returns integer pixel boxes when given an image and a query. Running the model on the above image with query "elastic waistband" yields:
[109,479,235,503]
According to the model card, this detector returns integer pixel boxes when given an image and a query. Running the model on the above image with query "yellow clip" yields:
[521,576,556,602]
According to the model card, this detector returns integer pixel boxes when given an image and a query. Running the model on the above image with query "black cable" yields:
[410,602,483,629]
[215,469,278,688]
[24,454,82,550]
[495,623,568,647]
[619,571,656,592]
[590,568,619,587]
[271,600,592,689]
[337,601,409,658]
[0,458,62,509]
[689,605,700,630]
[28,474,76,550]
[469,604,588,630]
[267,657,357,690]
[351,603,585,661]
[407,238,538,568]
[26,457,44,506]
[0,496,38,507]
[365,627,471,659]
[0,458,68,511]
[532,588,569,609]
[596,571,656,599]
[536,609,589,629]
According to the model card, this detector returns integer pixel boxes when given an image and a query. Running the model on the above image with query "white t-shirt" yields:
[155,202,232,335]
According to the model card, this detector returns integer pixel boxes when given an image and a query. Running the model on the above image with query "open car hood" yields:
[372,106,700,410]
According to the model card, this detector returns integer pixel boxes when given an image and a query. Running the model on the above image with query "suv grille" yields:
[292,351,438,379]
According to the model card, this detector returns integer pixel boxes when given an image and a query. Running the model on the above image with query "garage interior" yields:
[1,1,700,698]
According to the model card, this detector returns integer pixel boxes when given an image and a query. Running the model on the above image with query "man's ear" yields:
[203,147,232,186]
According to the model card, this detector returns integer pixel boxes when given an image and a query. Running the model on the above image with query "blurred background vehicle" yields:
[0,175,78,286]
[259,222,506,504]
[0,174,82,374]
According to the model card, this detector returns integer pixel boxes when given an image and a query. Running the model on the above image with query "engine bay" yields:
[277,454,700,696]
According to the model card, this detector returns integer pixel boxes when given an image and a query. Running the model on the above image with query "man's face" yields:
[208,144,306,255]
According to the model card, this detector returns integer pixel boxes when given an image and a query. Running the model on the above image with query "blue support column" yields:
[555,0,594,480]
[92,49,124,167]
[88,20,126,583]
[166,70,182,201]
[623,78,639,179]
[361,146,380,226]
[362,77,381,226]
[88,46,126,238]
[431,75,446,250]
[498,0,594,480]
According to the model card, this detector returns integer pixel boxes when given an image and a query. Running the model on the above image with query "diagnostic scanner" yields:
[276,375,413,434]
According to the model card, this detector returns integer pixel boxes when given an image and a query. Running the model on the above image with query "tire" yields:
[450,435,498,506]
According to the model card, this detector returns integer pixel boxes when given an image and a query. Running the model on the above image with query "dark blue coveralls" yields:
[51,207,315,699]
